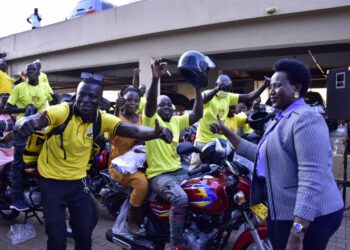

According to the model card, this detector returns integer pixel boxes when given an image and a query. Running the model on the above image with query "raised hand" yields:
[133,68,140,76]
[16,111,48,137]
[151,58,168,78]
[264,75,271,88]
[115,93,126,109]
[155,118,173,143]
[209,113,225,134]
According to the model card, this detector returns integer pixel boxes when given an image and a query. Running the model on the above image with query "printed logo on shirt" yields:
[218,108,225,118]
[32,96,40,104]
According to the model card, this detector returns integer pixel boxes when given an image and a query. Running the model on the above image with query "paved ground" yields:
[1,193,350,250]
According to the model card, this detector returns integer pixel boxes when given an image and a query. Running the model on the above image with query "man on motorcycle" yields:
[15,74,173,250]
[4,63,55,211]
[142,53,210,250]
[189,74,269,170]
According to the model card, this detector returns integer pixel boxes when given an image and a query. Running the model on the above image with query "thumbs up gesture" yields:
[16,111,48,137]
[209,113,225,134]
[154,118,173,143]
[115,92,126,109]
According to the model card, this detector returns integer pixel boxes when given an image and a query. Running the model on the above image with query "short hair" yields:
[79,79,103,95]
[273,59,311,96]
[99,97,111,112]
[120,86,140,98]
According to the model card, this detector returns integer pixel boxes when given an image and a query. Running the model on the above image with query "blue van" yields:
[68,0,115,19]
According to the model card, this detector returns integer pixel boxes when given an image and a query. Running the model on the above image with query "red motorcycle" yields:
[0,162,43,223]
[105,139,271,250]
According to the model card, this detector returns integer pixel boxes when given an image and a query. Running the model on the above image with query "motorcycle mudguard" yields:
[232,225,268,250]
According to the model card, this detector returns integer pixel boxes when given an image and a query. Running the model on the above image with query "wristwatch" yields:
[293,222,305,233]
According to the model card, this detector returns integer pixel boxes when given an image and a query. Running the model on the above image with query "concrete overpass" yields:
[1,0,350,101]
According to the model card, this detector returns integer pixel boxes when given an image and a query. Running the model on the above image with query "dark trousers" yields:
[40,177,94,250]
[267,208,343,250]
[10,139,26,201]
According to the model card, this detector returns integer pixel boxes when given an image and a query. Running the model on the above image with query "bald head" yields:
[157,95,172,105]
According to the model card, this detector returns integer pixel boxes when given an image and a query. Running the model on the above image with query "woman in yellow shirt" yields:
[108,86,147,237]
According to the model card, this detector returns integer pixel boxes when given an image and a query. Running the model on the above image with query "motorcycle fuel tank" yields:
[181,175,228,214]
[149,199,171,221]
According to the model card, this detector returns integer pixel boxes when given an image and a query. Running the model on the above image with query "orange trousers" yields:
[109,169,148,207]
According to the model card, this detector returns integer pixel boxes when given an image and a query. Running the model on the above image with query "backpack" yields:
[23,102,101,168]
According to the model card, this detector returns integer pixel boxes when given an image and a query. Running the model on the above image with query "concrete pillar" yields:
[139,55,160,95]
[139,56,152,89]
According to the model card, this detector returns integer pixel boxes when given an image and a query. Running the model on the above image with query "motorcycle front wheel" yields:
[0,207,20,220]
[242,238,272,250]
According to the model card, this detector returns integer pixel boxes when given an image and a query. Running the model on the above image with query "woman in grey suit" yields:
[210,59,344,250]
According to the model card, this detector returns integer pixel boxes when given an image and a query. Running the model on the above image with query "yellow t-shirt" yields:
[38,102,122,180]
[225,112,253,134]
[39,72,49,84]
[142,112,189,179]
[0,71,15,94]
[7,81,53,118]
[138,96,146,114]
[196,91,239,143]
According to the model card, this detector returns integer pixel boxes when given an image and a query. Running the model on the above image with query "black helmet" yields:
[247,111,271,131]
[200,138,233,164]
[178,50,215,88]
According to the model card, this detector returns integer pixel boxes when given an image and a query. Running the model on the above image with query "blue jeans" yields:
[39,177,95,250]
[149,168,188,246]
[10,138,26,201]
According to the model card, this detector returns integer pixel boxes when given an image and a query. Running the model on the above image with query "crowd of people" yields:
[0,53,344,250]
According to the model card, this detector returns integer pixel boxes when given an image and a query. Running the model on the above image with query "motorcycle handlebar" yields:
[187,164,210,176]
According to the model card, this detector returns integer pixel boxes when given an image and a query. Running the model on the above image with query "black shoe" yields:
[10,200,30,211]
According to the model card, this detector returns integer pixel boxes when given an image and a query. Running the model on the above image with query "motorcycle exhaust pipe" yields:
[111,236,132,250]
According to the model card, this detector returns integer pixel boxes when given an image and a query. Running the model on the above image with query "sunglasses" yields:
[80,72,104,82]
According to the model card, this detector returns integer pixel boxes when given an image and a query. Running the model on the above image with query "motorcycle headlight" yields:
[233,191,246,205]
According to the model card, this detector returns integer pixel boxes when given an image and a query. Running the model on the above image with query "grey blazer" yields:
[237,103,343,221]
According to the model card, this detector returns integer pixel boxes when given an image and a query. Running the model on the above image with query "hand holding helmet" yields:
[178,50,215,88]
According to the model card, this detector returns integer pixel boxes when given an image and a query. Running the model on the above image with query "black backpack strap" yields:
[88,110,102,166]
[93,110,102,141]
[46,102,74,159]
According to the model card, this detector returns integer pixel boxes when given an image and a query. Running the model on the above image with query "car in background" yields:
[68,0,115,19]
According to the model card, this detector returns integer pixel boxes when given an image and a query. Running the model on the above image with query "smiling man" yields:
[142,57,206,250]
[15,72,173,250]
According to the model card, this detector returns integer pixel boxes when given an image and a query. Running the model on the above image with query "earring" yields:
[294,91,300,99]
